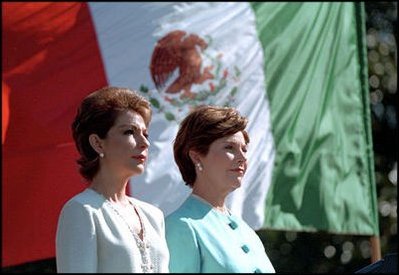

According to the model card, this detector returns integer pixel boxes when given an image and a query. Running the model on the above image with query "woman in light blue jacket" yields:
[166,105,275,273]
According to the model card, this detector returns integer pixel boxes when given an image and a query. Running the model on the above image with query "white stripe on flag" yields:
[88,2,275,229]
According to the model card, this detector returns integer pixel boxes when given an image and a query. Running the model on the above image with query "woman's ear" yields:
[88,134,104,155]
[189,150,204,172]
[188,149,201,164]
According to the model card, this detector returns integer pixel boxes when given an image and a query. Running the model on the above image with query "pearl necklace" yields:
[91,189,155,272]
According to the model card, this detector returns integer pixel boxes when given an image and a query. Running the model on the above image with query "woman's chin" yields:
[129,165,145,177]
[230,180,242,190]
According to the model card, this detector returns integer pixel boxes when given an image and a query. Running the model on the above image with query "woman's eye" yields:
[225,145,233,150]
[124,130,134,135]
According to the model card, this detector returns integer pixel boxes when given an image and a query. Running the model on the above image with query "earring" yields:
[99,153,104,158]
[196,162,203,172]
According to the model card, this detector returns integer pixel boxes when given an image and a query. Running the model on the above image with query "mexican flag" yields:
[2,2,379,267]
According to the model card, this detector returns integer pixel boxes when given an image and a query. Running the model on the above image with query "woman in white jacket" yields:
[56,86,169,273]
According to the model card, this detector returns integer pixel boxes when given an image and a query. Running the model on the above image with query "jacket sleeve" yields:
[165,217,201,273]
[55,200,97,272]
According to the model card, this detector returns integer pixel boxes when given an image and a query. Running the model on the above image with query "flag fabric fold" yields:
[251,2,378,235]
[2,2,107,267]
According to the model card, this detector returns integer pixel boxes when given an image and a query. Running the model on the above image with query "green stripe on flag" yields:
[251,2,379,235]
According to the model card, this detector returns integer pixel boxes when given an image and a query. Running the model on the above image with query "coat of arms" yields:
[140,30,240,121]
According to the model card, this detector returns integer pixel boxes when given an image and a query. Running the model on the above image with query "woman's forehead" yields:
[114,110,146,127]
[215,132,246,143]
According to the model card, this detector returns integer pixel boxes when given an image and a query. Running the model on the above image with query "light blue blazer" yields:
[165,194,275,273]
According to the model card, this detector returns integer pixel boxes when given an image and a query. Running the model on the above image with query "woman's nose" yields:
[140,134,150,148]
[237,150,247,163]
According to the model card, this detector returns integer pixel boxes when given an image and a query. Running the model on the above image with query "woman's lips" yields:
[132,155,146,162]
[230,168,245,175]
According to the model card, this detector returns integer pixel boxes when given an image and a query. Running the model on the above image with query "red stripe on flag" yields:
[2,2,108,267]
[2,81,10,144]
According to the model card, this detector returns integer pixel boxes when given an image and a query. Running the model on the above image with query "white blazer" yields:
[56,188,170,273]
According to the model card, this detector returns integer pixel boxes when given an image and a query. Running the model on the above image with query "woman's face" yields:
[198,131,248,193]
[100,110,150,178]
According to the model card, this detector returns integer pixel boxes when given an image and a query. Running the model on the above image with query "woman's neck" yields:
[89,170,131,206]
[191,186,227,210]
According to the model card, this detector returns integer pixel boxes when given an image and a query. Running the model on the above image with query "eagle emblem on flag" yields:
[150,30,214,98]
[140,30,241,121]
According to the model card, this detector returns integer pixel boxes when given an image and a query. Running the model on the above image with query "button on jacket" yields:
[165,194,275,273]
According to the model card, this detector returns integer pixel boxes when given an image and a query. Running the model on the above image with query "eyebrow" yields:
[222,140,247,146]
[117,124,145,130]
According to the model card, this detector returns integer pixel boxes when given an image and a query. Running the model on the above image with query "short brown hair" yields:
[71,86,151,182]
[173,105,249,187]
